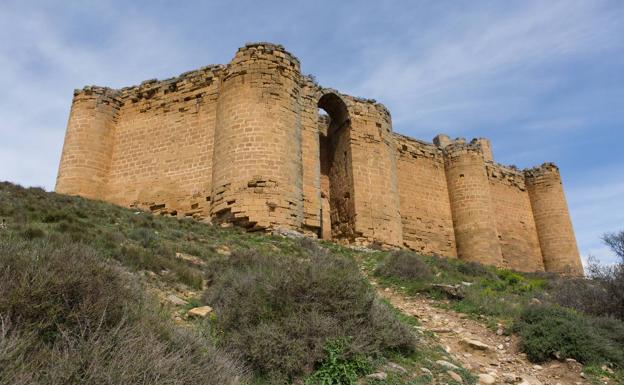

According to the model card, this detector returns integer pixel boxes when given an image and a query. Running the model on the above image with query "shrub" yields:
[203,241,417,383]
[550,257,624,320]
[593,316,624,347]
[456,260,492,277]
[21,225,45,240]
[375,250,432,281]
[118,244,203,289]
[0,239,137,342]
[0,235,246,385]
[514,305,623,367]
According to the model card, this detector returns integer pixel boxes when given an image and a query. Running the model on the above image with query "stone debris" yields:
[216,245,231,255]
[478,373,496,384]
[384,362,407,373]
[448,370,463,383]
[518,375,542,385]
[167,294,188,306]
[461,338,491,351]
[187,306,213,318]
[175,252,204,265]
[431,284,466,299]
[436,360,460,370]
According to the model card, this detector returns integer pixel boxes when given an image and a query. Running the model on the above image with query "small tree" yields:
[602,231,624,262]
[552,230,624,320]
[589,231,624,320]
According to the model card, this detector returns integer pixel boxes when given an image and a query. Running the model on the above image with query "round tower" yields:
[210,43,304,230]
[55,87,120,200]
[525,163,583,275]
[444,141,503,266]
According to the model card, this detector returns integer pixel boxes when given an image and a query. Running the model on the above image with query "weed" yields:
[306,338,372,385]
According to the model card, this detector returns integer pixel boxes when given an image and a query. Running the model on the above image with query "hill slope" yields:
[0,182,621,385]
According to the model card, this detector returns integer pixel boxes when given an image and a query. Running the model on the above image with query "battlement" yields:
[524,162,559,178]
[56,42,582,275]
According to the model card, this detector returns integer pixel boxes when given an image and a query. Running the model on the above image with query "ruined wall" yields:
[56,42,583,273]
[105,67,222,218]
[394,134,456,256]
[487,164,544,272]
[525,164,583,275]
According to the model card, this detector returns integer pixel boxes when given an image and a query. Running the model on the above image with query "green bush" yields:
[592,316,624,347]
[305,339,372,385]
[0,235,246,385]
[375,250,432,281]
[203,241,417,383]
[514,305,624,367]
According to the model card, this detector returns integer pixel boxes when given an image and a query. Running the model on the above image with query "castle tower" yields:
[210,43,304,230]
[443,141,503,266]
[55,87,120,199]
[525,164,583,275]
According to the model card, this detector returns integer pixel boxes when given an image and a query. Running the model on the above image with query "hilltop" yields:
[0,181,621,385]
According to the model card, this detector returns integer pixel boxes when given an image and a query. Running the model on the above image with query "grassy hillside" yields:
[1,181,622,385]
[0,182,470,385]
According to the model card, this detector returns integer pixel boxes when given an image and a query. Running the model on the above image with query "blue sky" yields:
[1,0,622,265]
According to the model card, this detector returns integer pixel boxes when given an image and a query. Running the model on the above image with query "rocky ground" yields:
[378,286,611,385]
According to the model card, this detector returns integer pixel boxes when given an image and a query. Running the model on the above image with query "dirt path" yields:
[378,286,597,385]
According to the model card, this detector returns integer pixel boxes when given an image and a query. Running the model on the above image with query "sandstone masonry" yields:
[56,43,583,274]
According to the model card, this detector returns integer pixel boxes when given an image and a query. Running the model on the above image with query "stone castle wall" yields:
[56,42,583,274]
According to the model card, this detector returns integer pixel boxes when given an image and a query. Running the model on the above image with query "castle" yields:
[56,43,583,274]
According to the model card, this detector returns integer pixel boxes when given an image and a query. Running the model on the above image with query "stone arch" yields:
[316,91,356,240]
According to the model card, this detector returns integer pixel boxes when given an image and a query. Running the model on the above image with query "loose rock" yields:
[478,373,496,385]
[461,338,491,351]
[448,370,463,383]
[420,367,433,376]
[167,294,188,306]
[187,305,213,318]
[436,360,459,370]
[385,362,407,373]
[366,372,387,380]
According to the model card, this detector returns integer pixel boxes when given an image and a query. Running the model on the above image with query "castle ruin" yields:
[56,43,583,274]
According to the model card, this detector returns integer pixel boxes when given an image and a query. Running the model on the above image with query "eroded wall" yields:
[487,164,544,272]
[106,67,222,218]
[394,134,456,257]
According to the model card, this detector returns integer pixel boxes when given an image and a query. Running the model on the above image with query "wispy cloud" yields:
[352,1,623,137]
